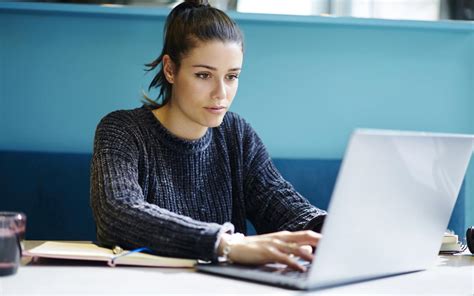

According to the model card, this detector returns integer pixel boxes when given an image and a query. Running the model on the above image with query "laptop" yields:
[196,129,474,290]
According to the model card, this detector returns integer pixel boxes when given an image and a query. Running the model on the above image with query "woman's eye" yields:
[195,73,210,79]
[227,74,239,80]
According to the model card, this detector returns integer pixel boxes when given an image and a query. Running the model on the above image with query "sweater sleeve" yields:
[241,120,327,234]
[90,111,231,261]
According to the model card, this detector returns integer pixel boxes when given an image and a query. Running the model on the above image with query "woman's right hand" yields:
[217,230,322,272]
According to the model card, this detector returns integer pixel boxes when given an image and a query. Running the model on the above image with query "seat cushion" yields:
[0,151,96,240]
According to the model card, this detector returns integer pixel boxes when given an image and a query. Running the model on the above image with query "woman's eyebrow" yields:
[192,64,241,71]
[192,64,216,70]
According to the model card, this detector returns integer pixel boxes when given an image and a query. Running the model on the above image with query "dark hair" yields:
[143,0,244,108]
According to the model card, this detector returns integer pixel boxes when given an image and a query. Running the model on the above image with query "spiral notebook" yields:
[24,241,196,268]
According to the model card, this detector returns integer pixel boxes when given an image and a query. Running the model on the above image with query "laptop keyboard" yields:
[254,259,311,279]
[197,259,312,289]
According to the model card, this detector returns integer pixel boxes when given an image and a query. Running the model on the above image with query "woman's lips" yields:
[204,106,226,114]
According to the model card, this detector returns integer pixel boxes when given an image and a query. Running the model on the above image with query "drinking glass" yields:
[0,212,27,276]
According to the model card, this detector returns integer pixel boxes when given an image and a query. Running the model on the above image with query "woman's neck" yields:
[152,104,208,141]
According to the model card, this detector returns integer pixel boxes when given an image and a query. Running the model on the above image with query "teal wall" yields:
[1,3,473,228]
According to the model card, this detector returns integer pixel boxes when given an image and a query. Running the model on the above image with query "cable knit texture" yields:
[90,105,327,261]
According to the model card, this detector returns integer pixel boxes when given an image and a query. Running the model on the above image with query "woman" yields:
[90,0,326,272]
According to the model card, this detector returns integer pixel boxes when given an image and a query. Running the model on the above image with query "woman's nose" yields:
[211,79,227,100]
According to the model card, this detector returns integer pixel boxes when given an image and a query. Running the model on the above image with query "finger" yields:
[300,245,313,256]
[275,230,322,246]
[267,247,306,272]
[272,240,313,262]
[287,243,313,261]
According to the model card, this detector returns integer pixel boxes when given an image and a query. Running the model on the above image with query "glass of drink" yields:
[0,212,27,276]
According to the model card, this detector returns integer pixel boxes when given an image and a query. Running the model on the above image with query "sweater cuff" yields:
[213,222,235,260]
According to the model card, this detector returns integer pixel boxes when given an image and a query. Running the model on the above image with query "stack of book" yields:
[439,231,465,254]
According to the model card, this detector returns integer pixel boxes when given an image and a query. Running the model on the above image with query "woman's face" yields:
[166,40,243,134]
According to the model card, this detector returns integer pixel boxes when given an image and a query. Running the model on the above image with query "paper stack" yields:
[439,231,462,253]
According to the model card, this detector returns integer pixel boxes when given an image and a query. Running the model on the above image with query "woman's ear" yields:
[162,54,175,84]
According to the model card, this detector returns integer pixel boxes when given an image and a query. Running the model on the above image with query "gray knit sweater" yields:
[90,105,326,261]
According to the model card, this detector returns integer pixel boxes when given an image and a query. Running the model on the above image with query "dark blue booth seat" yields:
[0,151,95,240]
[0,151,466,240]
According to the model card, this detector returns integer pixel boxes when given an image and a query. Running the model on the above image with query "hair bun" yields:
[185,0,210,6]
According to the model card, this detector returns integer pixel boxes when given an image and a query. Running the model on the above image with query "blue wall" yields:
[1,3,473,229]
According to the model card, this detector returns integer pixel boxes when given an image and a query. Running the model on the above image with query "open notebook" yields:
[24,241,196,268]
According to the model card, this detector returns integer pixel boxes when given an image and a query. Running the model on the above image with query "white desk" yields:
[1,242,473,295]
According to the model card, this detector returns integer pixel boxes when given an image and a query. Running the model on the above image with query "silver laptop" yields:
[197,129,474,290]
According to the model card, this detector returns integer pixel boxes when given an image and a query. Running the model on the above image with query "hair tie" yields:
[185,0,210,7]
